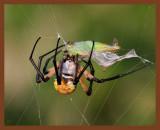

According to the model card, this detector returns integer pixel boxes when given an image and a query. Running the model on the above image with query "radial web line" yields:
[114,76,154,125]
[38,5,55,32]
[16,5,62,125]
[5,6,40,110]
[92,61,146,124]
[37,5,59,39]
[92,61,131,124]
[33,48,42,125]
[94,4,154,125]
[79,62,121,125]
[48,5,59,34]
[92,62,127,123]
[79,97,90,125]
[5,32,40,125]
[114,59,155,125]
[27,54,42,125]
[33,83,42,125]
[5,89,20,110]
[20,5,60,125]
[148,65,155,77]
[69,97,90,125]
[16,93,34,125]
[26,33,42,125]
[18,6,42,36]
[48,5,67,44]
[93,80,118,124]
[24,66,42,125]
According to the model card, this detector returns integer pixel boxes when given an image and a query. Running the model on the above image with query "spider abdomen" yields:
[53,79,76,94]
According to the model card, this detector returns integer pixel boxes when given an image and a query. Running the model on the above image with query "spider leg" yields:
[87,61,95,96]
[74,41,95,85]
[42,50,61,74]
[36,53,61,83]
[44,67,56,79]
[86,62,151,83]
[30,36,64,83]
[36,45,64,83]
[29,37,49,82]
[80,60,94,96]
[74,54,79,80]
[80,76,89,93]
[53,37,61,85]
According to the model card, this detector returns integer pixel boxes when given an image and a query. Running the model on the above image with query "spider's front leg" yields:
[32,36,62,83]
[29,37,50,83]
[36,50,61,83]
[38,37,62,84]
[73,41,95,85]
[36,45,63,83]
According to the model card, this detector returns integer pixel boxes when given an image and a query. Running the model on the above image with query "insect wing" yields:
[67,40,120,56]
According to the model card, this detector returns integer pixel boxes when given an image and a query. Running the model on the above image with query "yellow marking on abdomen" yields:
[53,80,75,95]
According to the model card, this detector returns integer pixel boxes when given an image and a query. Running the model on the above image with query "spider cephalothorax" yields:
[53,55,77,94]
[29,36,151,96]
[61,55,77,80]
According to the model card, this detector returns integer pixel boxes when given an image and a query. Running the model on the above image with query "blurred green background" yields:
[4,4,156,126]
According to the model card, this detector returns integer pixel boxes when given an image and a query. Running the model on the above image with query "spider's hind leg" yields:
[86,61,95,96]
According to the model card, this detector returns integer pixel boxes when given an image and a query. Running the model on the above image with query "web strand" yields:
[79,62,121,125]
[79,97,91,125]
[93,80,118,124]
[69,97,90,125]
[5,5,155,126]
[92,60,152,124]
[16,93,34,125]
[33,83,42,125]
[5,15,43,124]
[113,75,154,125]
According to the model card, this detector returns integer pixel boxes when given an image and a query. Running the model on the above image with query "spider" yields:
[29,36,151,96]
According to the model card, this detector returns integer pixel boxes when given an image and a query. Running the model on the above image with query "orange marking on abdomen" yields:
[53,80,76,95]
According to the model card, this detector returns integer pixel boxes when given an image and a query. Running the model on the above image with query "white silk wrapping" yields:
[92,49,151,67]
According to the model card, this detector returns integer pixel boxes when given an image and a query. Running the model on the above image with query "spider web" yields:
[4,4,156,125]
